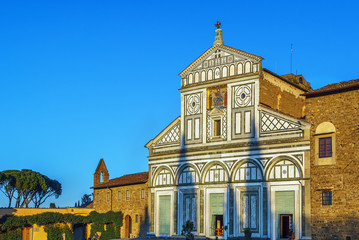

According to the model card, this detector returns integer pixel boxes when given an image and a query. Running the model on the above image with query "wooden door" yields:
[125,215,132,238]
[22,227,30,240]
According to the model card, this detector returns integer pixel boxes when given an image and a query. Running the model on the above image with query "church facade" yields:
[145,26,313,239]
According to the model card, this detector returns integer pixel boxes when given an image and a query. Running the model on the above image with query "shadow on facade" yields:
[138,206,150,238]
[224,120,269,240]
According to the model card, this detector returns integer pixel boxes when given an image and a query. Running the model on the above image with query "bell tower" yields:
[93,158,109,186]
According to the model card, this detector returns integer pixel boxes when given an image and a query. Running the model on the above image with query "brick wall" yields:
[260,72,306,119]
[306,89,359,240]
[93,182,149,238]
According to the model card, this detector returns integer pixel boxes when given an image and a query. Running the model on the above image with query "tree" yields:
[15,169,48,208]
[81,194,92,207]
[0,171,16,207]
[32,176,62,208]
[0,169,62,208]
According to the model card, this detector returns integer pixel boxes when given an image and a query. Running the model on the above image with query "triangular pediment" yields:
[209,107,224,116]
[179,45,263,85]
[145,117,181,148]
[259,108,309,135]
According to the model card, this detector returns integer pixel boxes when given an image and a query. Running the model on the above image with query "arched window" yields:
[155,168,173,186]
[188,74,193,84]
[208,69,213,80]
[201,71,206,82]
[195,72,199,83]
[233,162,262,182]
[238,63,243,74]
[178,166,199,185]
[222,66,228,78]
[215,68,221,79]
[229,65,235,76]
[268,160,300,180]
[315,122,336,165]
[245,62,251,73]
[204,164,228,183]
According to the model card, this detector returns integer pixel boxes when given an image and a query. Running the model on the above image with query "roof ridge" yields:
[304,78,359,97]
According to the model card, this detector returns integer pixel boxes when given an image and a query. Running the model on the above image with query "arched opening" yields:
[314,122,336,165]
[100,172,103,183]
[124,215,132,238]
[245,62,251,73]
[203,163,228,183]
[154,168,174,186]
[178,165,199,185]
[233,161,263,182]
[267,159,301,180]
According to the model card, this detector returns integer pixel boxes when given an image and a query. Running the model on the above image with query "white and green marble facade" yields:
[146,30,311,239]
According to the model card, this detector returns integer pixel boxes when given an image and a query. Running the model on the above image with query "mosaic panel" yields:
[207,85,227,110]
[186,93,201,115]
[233,84,252,108]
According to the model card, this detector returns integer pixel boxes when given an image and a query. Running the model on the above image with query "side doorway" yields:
[22,226,31,240]
[124,215,132,238]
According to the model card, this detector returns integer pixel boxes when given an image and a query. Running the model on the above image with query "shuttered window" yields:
[319,137,332,158]
[322,191,332,205]
[159,196,171,235]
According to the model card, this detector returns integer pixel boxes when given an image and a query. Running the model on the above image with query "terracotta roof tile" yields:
[303,78,359,97]
[92,172,148,189]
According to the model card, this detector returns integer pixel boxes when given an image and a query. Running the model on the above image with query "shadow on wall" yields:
[138,206,150,238]
[224,120,269,240]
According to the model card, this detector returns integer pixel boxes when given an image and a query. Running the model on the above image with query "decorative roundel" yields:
[235,86,251,107]
[187,94,201,114]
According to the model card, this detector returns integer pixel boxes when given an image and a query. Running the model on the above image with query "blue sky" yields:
[0,0,358,207]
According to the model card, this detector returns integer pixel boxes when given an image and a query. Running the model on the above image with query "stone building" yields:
[304,80,359,240]
[92,159,149,238]
[145,25,313,239]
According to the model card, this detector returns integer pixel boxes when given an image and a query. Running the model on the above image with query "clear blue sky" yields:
[0,0,358,207]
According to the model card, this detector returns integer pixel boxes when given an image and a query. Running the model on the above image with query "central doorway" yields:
[209,193,224,236]
[214,215,223,236]
[280,214,292,238]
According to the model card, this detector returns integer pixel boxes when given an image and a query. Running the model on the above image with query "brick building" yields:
[304,80,359,240]
[92,159,149,238]
[90,24,358,240]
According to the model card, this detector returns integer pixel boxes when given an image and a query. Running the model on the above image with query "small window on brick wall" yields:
[117,191,121,201]
[314,122,336,165]
[126,190,130,200]
[322,191,332,206]
[319,137,332,158]
[107,192,110,202]
[141,189,145,199]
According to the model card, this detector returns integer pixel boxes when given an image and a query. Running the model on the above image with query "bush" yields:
[0,211,123,240]
[181,220,194,240]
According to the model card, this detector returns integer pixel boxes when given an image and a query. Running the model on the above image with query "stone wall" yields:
[93,182,149,238]
[260,71,306,119]
[306,89,359,240]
